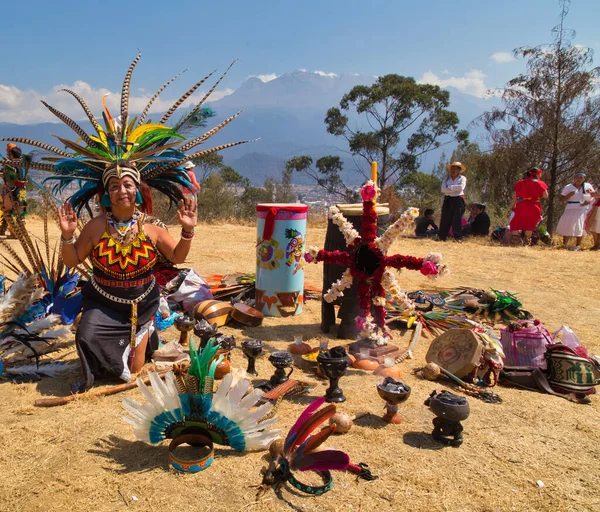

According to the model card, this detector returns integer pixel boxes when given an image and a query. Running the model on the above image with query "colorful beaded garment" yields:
[91,216,157,280]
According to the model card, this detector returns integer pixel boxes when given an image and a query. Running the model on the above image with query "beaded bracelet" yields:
[181,228,195,240]
[61,235,76,244]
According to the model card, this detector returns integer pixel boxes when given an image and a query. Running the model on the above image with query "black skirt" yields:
[75,279,160,388]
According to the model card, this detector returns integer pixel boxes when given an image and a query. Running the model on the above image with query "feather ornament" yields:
[259,398,377,495]
[122,369,279,451]
[177,111,243,152]
[160,70,215,125]
[40,101,97,148]
[120,51,142,129]
[137,69,187,126]
[0,137,73,158]
[6,56,253,213]
[175,59,237,131]
[59,89,101,133]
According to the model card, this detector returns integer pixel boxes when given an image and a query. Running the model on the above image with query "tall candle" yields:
[371,161,378,207]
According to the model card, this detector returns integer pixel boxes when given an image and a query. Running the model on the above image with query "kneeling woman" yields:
[58,166,197,388]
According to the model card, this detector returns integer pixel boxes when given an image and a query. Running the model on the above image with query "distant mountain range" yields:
[0,70,501,185]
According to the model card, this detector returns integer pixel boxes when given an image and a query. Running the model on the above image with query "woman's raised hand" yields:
[58,202,78,238]
[177,196,197,232]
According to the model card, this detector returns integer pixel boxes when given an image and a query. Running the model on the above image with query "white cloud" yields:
[490,51,515,64]
[313,70,338,78]
[250,74,279,83]
[441,68,451,75]
[0,81,233,124]
[419,69,489,98]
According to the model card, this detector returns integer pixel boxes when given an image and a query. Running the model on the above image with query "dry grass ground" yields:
[1,218,599,512]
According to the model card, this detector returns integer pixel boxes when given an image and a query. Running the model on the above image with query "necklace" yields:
[107,210,141,244]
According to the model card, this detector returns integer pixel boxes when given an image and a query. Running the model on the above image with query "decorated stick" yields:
[371,161,378,207]
[34,370,169,407]
[395,320,422,363]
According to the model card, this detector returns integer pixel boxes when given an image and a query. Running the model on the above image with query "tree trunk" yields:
[547,153,559,233]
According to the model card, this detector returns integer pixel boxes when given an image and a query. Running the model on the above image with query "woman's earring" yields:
[135,191,143,204]
[101,194,111,207]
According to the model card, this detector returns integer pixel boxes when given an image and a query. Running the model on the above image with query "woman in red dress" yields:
[509,168,549,244]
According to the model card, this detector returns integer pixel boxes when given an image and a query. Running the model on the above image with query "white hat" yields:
[183,161,195,170]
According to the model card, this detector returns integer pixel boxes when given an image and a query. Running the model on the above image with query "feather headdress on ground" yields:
[258,397,376,497]
[0,54,251,213]
[122,339,279,472]
[0,274,72,375]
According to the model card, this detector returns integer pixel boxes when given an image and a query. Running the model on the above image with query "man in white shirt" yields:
[438,161,467,242]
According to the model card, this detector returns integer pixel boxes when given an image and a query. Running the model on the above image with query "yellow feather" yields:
[128,123,171,144]
[96,125,108,146]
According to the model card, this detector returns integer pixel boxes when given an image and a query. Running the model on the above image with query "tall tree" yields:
[285,155,359,203]
[325,74,466,190]
[274,166,296,203]
[481,0,600,231]
[194,153,227,181]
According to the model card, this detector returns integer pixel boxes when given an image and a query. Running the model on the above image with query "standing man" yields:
[438,161,467,242]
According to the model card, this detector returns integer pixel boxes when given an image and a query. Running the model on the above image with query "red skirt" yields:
[510,200,542,231]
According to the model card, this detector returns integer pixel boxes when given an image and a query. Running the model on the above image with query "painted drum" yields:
[256,203,308,317]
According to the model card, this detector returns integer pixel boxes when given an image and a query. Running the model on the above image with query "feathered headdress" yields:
[258,397,376,497]
[122,339,279,472]
[0,53,251,213]
[0,274,72,374]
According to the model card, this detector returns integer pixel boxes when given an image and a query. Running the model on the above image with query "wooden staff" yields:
[34,370,169,408]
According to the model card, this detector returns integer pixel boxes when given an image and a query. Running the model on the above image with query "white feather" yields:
[16,315,61,334]
[40,327,72,339]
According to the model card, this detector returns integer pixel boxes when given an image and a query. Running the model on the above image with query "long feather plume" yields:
[284,397,325,451]
[160,71,215,125]
[295,424,336,456]
[4,216,41,274]
[0,241,32,274]
[175,59,237,130]
[29,161,56,172]
[0,138,73,158]
[137,69,187,126]
[59,89,101,133]
[285,401,336,456]
[121,51,142,128]
[40,101,97,148]
[178,111,243,152]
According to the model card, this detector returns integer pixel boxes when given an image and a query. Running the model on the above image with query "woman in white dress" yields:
[555,172,595,250]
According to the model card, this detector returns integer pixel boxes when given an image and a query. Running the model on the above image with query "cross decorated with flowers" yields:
[305,180,449,346]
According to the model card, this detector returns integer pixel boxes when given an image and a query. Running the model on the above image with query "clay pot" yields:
[352,358,379,371]
[289,342,313,355]
[428,391,470,422]
[213,349,232,380]
[373,365,403,379]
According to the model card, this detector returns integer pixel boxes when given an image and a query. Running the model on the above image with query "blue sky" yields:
[1,0,599,123]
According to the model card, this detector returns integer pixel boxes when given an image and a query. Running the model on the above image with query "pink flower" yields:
[304,252,314,263]
[361,184,376,201]
[420,261,438,276]
[355,317,366,330]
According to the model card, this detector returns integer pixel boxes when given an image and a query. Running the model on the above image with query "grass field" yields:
[0,218,599,512]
